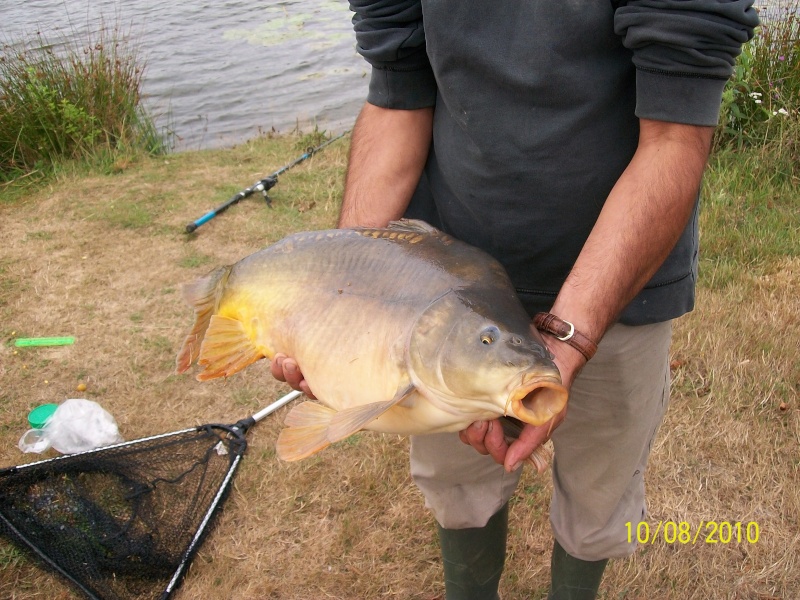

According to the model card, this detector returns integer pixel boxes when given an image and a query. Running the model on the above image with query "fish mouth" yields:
[505,372,568,426]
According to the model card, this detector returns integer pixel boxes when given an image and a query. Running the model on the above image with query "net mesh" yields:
[0,423,248,600]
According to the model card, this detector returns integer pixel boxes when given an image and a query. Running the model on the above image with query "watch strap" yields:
[533,312,598,361]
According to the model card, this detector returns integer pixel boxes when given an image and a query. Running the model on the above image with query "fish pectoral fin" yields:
[277,402,337,461]
[195,315,264,381]
[326,384,416,443]
[276,425,332,461]
[284,401,336,427]
[277,386,415,460]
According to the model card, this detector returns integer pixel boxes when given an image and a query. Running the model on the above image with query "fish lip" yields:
[504,373,568,426]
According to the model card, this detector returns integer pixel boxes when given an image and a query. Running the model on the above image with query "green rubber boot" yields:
[547,539,608,600]
[436,503,508,600]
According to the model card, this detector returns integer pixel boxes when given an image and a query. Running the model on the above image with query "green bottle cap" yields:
[28,404,59,429]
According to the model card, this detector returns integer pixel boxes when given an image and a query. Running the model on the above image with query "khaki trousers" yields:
[409,321,672,561]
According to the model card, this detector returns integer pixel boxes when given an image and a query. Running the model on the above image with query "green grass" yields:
[0,260,16,307]
[715,2,800,175]
[99,199,154,229]
[701,147,800,289]
[0,24,169,181]
[0,544,25,569]
[178,252,214,269]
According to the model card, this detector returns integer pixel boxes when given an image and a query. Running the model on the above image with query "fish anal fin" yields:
[196,315,263,381]
[327,384,415,443]
[176,266,231,373]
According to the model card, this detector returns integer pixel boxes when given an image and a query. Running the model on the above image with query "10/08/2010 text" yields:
[626,521,760,545]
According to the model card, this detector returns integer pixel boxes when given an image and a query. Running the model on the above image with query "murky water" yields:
[7,2,782,151]
[4,1,367,149]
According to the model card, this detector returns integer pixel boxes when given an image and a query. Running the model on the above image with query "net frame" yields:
[0,390,301,600]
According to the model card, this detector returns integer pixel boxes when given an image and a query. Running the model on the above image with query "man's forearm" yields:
[551,118,714,353]
[338,102,434,228]
[474,119,715,471]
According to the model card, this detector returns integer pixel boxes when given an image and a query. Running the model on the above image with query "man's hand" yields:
[458,329,586,472]
[270,354,316,399]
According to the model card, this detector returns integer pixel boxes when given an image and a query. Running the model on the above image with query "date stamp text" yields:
[625,521,760,545]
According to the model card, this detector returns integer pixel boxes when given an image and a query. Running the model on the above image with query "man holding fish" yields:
[272,2,759,598]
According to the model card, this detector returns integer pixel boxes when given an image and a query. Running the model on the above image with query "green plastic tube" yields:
[14,337,75,347]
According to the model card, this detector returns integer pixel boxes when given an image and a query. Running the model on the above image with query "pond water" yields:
[6,2,784,151]
[4,1,367,149]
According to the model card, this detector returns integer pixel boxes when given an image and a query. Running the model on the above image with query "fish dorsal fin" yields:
[195,315,264,381]
[326,384,416,443]
[387,219,455,245]
[356,219,455,246]
[386,219,440,234]
[276,401,337,461]
[176,266,232,373]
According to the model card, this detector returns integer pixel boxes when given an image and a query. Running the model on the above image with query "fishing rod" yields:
[185,130,349,233]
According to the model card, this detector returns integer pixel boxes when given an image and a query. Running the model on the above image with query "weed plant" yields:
[0,25,167,181]
[715,1,800,178]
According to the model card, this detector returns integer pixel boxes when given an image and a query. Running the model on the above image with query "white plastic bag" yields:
[18,399,124,454]
[17,428,51,453]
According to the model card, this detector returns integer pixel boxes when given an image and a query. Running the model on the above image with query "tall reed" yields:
[0,25,167,180]
[715,1,800,177]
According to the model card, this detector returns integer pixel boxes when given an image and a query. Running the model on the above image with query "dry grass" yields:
[0,137,797,599]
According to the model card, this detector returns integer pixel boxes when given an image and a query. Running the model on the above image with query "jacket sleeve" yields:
[614,0,760,125]
[350,0,437,109]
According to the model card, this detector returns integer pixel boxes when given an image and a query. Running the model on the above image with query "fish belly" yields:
[362,391,502,436]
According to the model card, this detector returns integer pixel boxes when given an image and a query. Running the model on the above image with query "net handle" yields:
[250,389,303,423]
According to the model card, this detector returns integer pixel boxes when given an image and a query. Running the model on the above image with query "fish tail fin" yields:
[176,266,231,373]
[276,401,337,461]
[195,315,264,381]
[527,444,552,474]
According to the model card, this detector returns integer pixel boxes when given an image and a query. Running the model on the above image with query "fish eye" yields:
[480,326,500,345]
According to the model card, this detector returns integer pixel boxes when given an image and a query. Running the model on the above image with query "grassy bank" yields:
[0,132,796,599]
[0,25,167,183]
[715,1,800,182]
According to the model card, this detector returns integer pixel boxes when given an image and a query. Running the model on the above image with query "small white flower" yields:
[778,108,789,116]
[749,92,763,98]
[754,99,762,104]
